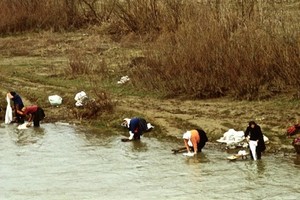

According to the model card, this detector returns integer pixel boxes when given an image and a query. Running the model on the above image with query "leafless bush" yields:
[71,89,114,120]
[66,52,108,78]
[129,0,300,100]
[0,0,115,33]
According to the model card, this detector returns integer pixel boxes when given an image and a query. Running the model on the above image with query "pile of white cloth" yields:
[48,95,63,106]
[117,76,130,84]
[216,129,246,147]
[17,122,31,130]
[74,91,88,107]
[217,129,269,149]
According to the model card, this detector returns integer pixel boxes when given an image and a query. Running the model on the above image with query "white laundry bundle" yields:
[17,122,30,129]
[74,91,88,107]
[217,129,245,147]
[48,95,63,106]
[5,94,13,124]
[117,76,130,84]
[147,123,154,130]
[237,150,247,156]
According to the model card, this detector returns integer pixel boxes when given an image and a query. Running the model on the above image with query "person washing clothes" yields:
[182,129,208,156]
[122,117,151,140]
[7,91,25,123]
[244,121,266,160]
[20,105,45,127]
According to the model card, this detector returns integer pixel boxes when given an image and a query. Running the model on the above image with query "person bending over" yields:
[182,129,208,155]
[21,105,45,127]
[123,117,149,140]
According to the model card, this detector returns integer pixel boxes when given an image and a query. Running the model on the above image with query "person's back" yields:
[196,129,208,152]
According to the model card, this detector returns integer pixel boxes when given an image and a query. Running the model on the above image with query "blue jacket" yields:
[12,94,24,110]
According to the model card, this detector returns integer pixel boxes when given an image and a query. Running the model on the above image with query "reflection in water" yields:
[256,160,266,176]
[184,152,210,165]
[14,127,45,146]
[131,140,148,152]
[1,123,300,200]
[294,154,300,166]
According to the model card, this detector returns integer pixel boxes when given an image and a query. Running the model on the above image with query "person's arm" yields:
[128,123,135,140]
[244,127,250,137]
[16,109,24,115]
[184,139,190,153]
[191,137,198,154]
[27,113,33,122]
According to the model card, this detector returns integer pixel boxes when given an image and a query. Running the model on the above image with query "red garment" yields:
[23,105,38,115]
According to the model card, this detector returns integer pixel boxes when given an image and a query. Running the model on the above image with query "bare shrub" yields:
[65,52,108,78]
[71,89,115,120]
[129,0,300,100]
[112,0,161,33]
[0,0,115,33]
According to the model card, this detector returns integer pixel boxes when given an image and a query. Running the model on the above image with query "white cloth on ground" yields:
[74,91,88,107]
[48,95,63,106]
[216,129,245,145]
[5,94,13,124]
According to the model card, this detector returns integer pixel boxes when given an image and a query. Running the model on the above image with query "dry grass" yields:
[128,0,300,100]
[0,0,299,100]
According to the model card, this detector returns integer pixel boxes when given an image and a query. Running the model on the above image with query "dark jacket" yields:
[245,124,266,152]
[12,94,24,110]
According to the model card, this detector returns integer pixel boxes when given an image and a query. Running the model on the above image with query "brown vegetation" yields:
[1,1,299,100]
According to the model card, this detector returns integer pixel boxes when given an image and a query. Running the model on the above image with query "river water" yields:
[0,123,299,200]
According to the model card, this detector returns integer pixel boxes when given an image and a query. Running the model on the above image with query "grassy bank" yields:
[0,30,299,154]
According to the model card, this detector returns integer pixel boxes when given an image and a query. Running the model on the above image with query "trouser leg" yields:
[249,141,257,160]
[256,150,262,160]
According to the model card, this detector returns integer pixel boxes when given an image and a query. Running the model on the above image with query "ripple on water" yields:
[0,123,299,200]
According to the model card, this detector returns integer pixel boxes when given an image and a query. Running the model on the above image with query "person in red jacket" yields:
[21,105,45,127]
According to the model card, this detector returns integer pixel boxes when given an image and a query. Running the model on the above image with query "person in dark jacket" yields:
[7,91,25,123]
[244,121,266,160]
[21,105,45,127]
[123,117,149,140]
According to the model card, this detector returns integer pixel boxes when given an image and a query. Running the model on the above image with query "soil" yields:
[0,30,299,155]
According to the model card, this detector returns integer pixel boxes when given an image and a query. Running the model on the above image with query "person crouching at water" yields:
[21,105,45,127]
[244,121,266,160]
[183,129,208,155]
[122,117,149,140]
